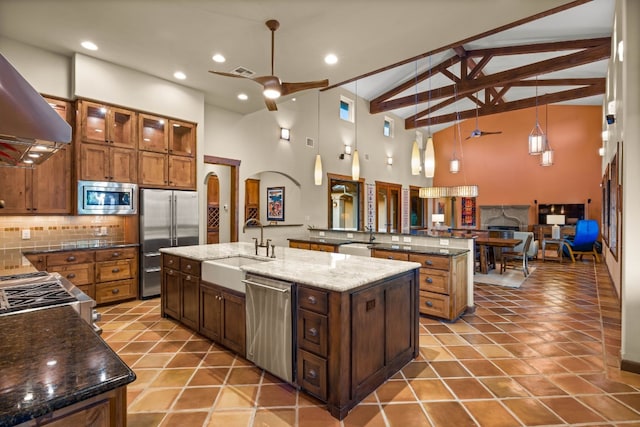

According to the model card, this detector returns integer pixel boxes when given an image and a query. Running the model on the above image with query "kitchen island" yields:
[160,242,420,419]
[0,305,135,426]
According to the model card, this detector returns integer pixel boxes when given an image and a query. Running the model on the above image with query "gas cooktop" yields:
[0,280,77,314]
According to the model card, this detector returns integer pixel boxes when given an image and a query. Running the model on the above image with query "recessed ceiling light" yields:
[173,71,186,80]
[324,54,338,65]
[237,93,248,101]
[81,41,98,51]
[212,54,226,63]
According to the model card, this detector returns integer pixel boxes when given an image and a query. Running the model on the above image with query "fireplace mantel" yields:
[480,205,530,231]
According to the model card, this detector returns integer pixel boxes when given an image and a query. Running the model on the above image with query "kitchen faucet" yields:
[366,226,376,243]
[243,218,272,256]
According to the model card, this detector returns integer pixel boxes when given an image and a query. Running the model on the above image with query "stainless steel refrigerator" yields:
[139,189,199,298]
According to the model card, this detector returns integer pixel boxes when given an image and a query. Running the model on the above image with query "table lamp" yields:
[547,214,565,239]
[432,213,445,229]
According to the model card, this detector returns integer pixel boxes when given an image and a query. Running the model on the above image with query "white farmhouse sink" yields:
[338,243,372,257]
[202,256,273,293]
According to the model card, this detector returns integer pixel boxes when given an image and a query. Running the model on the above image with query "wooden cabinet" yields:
[95,247,138,305]
[79,100,136,148]
[161,254,200,330]
[77,100,137,183]
[289,240,339,253]
[138,118,196,189]
[289,241,311,250]
[0,97,73,215]
[39,250,96,299]
[245,178,260,221]
[372,248,468,321]
[200,282,246,356]
[295,270,418,419]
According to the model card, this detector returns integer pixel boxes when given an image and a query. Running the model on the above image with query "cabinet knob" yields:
[66,273,76,279]
[168,259,174,264]
[425,260,433,265]
[425,301,433,307]
[112,268,120,273]
[112,288,120,294]
[307,369,317,380]
[112,252,120,257]
[308,328,318,337]
[66,256,76,262]
[185,264,191,270]
[426,277,433,284]
[307,295,317,305]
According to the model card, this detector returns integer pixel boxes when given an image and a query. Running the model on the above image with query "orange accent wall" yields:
[433,105,603,228]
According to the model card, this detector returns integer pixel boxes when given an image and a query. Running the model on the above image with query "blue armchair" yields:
[563,219,600,262]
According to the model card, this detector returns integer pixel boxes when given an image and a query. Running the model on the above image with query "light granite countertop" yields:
[161,242,420,292]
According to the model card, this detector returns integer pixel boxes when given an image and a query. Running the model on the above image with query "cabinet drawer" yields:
[310,243,336,253]
[76,284,96,300]
[47,251,94,266]
[297,309,328,357]
[419,291,449,318]
[95,259,134,282]
[409,253,450,271]
[180,258,200,276]
[298,286,328,314]
[289,241,310,250]
[163,254,180,269]
[419,269,449,294]
[49,263,94,286]
[95,247,137,261]
[297,349,327,401]
[95,279,137,304]
[372,249,409,261]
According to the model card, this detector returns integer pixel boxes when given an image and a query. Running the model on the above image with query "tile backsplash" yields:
[0,216,126,250]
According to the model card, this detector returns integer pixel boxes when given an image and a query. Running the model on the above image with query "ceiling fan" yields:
[209,19,329,111]
[466,98,502,139]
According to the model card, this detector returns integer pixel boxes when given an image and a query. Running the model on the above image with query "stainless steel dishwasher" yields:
[243,274,295,383]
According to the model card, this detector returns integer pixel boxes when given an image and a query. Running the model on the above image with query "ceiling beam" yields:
[406,82,605,129]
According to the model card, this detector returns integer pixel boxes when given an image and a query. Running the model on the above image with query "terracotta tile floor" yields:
[98,259,640,426]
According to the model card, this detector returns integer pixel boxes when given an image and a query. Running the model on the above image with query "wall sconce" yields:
[599,146,605,156]
[601,130,609,142]
[344,144,352,155]
[280,127,290,141]
[386,156,393,166]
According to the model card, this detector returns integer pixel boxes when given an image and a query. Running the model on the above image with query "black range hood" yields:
[0,53,71,167]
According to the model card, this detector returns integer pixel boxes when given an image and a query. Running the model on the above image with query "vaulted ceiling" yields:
[0,0,613,135]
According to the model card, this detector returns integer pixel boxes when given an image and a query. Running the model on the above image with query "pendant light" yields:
[424,55,435,178]
[540,103,553,166]
[314,92,323,185]
[528,75,547,155]
[410,61,421,175]
[449,86,461,173]
[352,80,360,181]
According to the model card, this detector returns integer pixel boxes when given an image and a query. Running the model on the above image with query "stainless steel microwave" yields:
[77,181,138,215]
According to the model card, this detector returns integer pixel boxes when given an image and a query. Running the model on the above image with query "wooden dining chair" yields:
[500,233,533,277]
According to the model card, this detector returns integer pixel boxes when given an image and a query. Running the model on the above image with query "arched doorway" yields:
[207,174,220,243]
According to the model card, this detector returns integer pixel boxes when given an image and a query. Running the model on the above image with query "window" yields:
[340,96,354,122]
[383,116,394,137]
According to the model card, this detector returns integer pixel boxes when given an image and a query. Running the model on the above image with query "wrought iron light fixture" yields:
[528,75,547,155]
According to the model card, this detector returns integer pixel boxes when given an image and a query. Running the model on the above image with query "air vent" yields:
[231,66,256,77]
[306,137,314,148]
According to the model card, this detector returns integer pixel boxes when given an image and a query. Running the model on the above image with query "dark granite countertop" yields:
[0,306,136,426]
[22,242,139,255]
[372,243,469,256]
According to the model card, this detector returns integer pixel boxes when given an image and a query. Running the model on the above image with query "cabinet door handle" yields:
[425,260,433,265]
[308,328,318,337]
[112,268,120,273]
[112,252,120,257]
[307,295,317,305]
[426,277,433,284]
[66,256,76,262]
[112,288,120,294]
[307,369,317,380]
[185,264,192,270]
[66,273,76,279]
[425,301,433,307]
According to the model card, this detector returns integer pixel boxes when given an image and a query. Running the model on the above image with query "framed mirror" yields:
[327,173,364,230]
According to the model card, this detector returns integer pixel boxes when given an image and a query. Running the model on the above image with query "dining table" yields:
[475,237,522,274]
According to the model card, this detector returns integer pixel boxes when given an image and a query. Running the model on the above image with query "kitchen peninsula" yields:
[160,242,420,419]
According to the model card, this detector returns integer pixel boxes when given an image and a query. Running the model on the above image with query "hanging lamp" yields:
[410,61,421,175]
[528,75,547,155]
[352,80,360,181]
[424,55,435,178]
[449,86,461,174]
[540,104,553,166]
[314,92,323,185]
